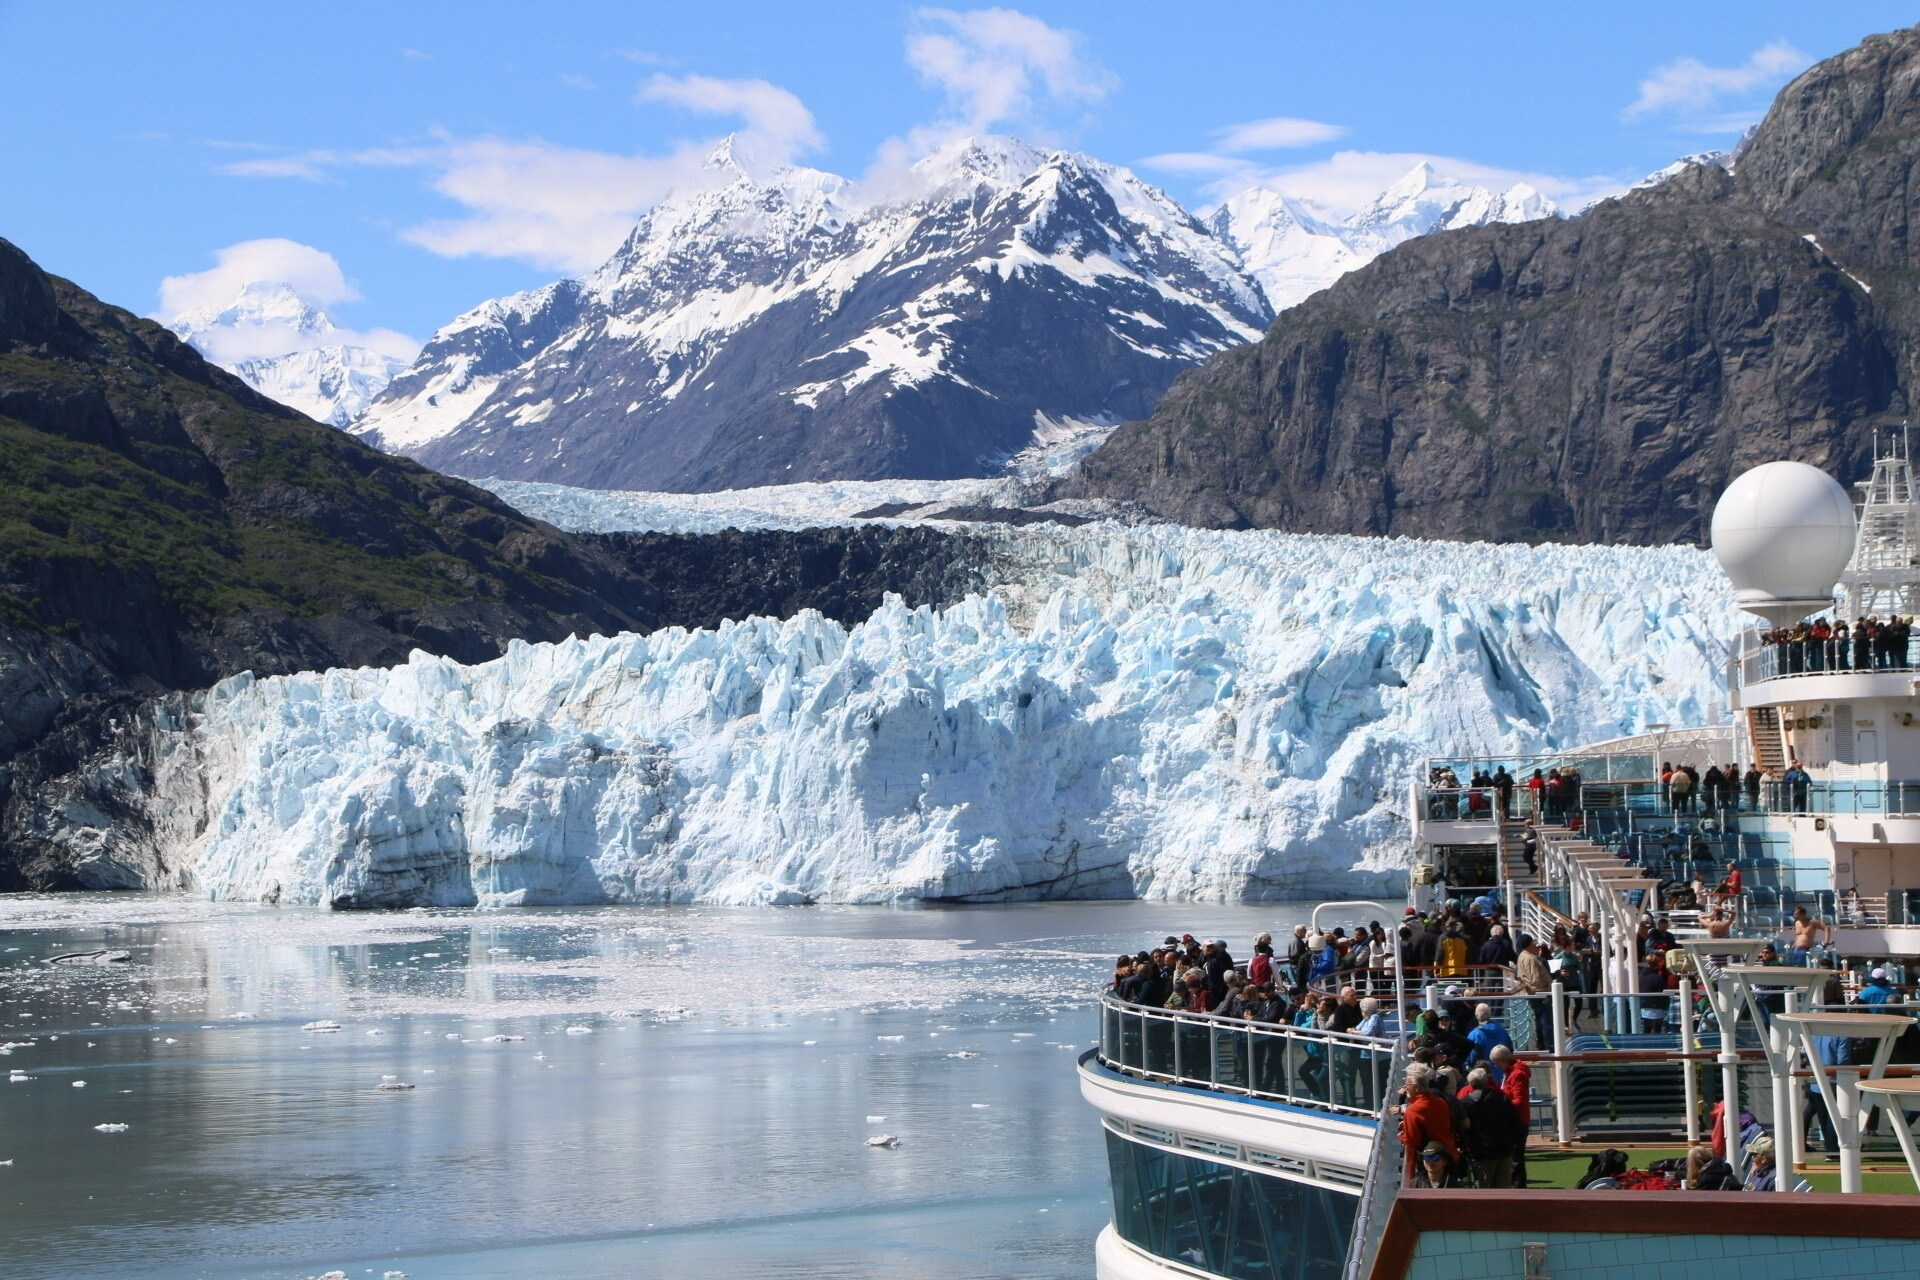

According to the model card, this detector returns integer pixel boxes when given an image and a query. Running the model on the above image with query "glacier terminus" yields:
[122,500,1738,909]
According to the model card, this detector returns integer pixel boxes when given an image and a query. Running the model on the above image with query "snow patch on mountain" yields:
[167,283,416,427]
[1631,150,1735,191]
[1211,163,1560,312]
[146,521,1739,908]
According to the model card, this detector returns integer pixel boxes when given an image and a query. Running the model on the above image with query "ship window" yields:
[1103,1129,1359,1280]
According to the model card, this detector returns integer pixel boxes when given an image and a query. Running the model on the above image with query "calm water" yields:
[0,896,1319,1280]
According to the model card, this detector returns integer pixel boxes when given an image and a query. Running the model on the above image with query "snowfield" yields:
[150,508,1741,908]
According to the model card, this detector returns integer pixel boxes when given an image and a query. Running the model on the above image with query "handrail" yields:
[1310,964,1520,1000]
[1340,1035,1408,1280]
[1094,990,1396,1119]
[1736,625,1917,687]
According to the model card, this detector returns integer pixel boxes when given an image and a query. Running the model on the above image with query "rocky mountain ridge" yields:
[354,136,1561,492]
[1067,26,1920,545]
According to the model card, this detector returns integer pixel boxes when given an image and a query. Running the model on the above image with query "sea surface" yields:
[0,896,1328,1280]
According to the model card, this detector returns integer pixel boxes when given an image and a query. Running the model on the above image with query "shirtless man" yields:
[1790,906,1830,965]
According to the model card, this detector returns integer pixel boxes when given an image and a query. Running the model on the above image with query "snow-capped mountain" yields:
[355,135,1271,492]
[142,511,1737,907]
[1632,150,1735,191]
[168,283,411,427]
[1210,163,1560,312]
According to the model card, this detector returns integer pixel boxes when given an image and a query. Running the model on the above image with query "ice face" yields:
[151,515,1739,908]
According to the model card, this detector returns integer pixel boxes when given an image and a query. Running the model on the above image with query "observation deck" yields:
[1730,625,1920,709]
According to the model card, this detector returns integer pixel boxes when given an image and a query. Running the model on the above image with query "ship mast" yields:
[1839,427,1920,621]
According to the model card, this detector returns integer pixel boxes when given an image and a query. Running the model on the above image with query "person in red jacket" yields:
[1491,1045,1531,1186]
[1396,1063,1458,1184]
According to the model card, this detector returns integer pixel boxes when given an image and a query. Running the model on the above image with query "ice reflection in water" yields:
[0,897,1312,1279]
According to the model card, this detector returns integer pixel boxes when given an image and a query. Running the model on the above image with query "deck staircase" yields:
[1747,706,1786,775]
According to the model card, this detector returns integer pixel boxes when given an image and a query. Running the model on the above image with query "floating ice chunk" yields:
[864,1134,900,1148]
[376,1082,416,1092]
[385,1273,410,1279]
[93,1123,127,1132]
[946,1051,982,1059]
[301,1021,342,1033]
[381,1074,398,1081]
[0,1158,11,1165]
[163,1038,177,1044]
[876,1035,904,1042]
[971,1103,991,1109]
[230,1012,256,1020]
[71,1081,85,1088]
[7,1072,28,1082]
[564,1026,592,1036]
[866,1115,887,1123]
[366,1029,385,1037]
[483,1034,524,1043]
[445,1033,462,1040]
[802,1040,818,1046]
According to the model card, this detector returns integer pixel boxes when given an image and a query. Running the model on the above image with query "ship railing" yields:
[1339,1035,1409,1280]
[1095,991,1396,1119]
[1308,964,1518,1001]
[1761,779,1920,818]
[1735,624,1918,686]
[1413,785,1505,823]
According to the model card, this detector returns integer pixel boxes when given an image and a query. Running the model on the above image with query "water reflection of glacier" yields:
[154,520,1737,907]
[0,898,1297,1279]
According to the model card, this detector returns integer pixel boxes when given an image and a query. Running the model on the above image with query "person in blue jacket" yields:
[1466,1003,1514,1066]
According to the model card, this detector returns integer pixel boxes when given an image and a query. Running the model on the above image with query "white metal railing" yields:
[1338,1036,1408,1280]
[1095,992,1396,1119]
[1736,624,1917,686]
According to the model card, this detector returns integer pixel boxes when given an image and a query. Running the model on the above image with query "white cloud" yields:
[220,74,824,273]
[1623,40,1810,126]
[398,137,715,272]
[154,239,420,365]
[639,73,823,158]
[157,238,359,317]
[862,7,1115,198]
[1211,116,1346,154]
[906,7,1115,134]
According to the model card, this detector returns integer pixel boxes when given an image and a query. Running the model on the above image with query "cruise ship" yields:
[1079,452,1920,1280]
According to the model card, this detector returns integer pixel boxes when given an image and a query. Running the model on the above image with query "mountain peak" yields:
[912,134,1054,189]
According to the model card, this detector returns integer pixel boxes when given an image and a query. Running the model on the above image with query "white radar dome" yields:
[1709,460,1856,622]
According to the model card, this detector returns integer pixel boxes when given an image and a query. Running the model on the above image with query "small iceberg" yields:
[564,1026,592,1036]
[93,1123,128,1132]
[376,1082,416,1092]
[864,1134,900,1148]
[946,1051,982,1059]
[301,1021,342,1033]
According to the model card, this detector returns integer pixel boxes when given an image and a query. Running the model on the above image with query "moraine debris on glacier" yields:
[131,516,1738,909]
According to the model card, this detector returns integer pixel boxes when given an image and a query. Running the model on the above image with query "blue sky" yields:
[2,1,1914,351]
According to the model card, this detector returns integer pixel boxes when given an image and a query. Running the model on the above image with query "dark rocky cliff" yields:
[1067,26,1920,545]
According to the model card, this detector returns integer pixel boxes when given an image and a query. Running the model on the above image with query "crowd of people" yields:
[1105,901,1915,1193]
[1761,614,1914,674]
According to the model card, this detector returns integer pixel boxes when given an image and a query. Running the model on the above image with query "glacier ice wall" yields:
[153,519,1740,908]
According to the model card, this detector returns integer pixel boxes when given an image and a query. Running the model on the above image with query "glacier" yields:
[145,504,1742,909]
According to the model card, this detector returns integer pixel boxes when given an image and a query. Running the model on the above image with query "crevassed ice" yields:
[156,517,1738,909]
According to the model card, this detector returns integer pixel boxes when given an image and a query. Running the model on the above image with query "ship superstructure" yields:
[1083,451,1920,1280]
